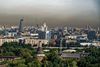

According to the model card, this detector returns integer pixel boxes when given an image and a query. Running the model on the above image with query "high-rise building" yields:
[97,27,100,34]
[19,18,24,33]
[46,31,51,40]
[87,30,96,41]
[40,22,49,39]
[38,31,46,39]
[18,18,24,37]
[41,22,48,32]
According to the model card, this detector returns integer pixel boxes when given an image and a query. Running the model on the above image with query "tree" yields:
[19,48,32,58]
[17,63,27,67]
[31,60,41,67]
[78,47,100,67]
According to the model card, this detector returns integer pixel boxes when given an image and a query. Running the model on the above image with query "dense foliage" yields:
[78,46,100,67]
[0,42,100,67]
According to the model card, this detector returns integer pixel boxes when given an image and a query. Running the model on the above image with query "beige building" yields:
[0,38,18,46]
[0,38,48,46]
[25,39,48,46]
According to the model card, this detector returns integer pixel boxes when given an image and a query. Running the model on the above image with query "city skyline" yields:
[0,0,100,28]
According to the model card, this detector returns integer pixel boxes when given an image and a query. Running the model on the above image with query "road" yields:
[32,47,84,49]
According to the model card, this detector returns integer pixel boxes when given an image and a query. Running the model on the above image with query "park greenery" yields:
[0,42,100,67]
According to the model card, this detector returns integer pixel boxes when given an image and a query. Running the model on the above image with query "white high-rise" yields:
[41,22,48,32]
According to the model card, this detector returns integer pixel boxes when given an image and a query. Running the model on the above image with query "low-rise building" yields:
[0,56,18,61]
[80,42,100,47]
[61,53,89,59]
[0,38,48,46]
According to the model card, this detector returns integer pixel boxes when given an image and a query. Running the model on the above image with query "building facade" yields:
[0,38,48,46]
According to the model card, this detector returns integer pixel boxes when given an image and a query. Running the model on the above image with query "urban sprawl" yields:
[0,18,100,67]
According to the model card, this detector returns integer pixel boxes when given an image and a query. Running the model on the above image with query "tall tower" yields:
[41,22,48,32]
[19,18,24,33]
[41,22,48,39]
[97,27,100,34]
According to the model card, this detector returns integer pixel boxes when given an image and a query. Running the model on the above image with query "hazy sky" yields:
[0,0,100,27]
